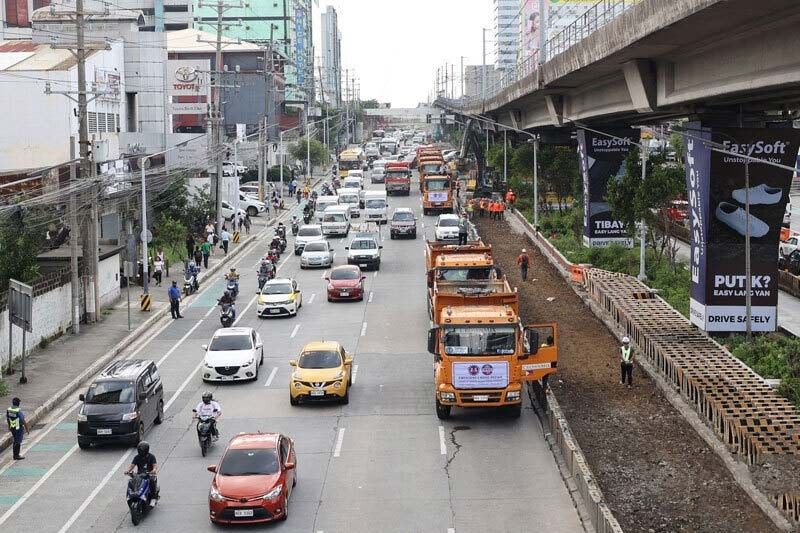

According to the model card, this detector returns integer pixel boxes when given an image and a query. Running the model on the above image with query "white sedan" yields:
[201,327,263,382]
[300,240,334,269]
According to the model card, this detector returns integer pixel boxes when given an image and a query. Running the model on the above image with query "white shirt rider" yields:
[193,400,222,418]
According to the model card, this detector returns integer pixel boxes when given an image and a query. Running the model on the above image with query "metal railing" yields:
[449,0,637,109]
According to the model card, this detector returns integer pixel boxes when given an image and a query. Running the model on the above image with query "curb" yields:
[0,210,278,456]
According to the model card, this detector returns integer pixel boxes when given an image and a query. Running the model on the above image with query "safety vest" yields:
[620,345,633,363]
[6,407,21,431]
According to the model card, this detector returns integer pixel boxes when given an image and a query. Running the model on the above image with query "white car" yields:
[237,193,267,217]
[220,201,246,221]
[435,213,461,241]
[300,240,335,269]
[370,167,386,184]
[346,232,382,271]
[257,278,302,317]
[295,224,324,255]
[222,161,247,176]
[201,327,263,382]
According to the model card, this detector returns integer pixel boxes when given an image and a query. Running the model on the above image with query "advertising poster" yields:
[577,128,637,248]
[452,362,509,389]
[685,123,800,332]
[520,0,542,63]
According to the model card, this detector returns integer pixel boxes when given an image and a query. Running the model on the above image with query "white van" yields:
[363,190,388,224]
[347,169,364,180]
[315,195,340,223]
[343,175,363,190]
[321,205,350,237]
[338,187,361,218]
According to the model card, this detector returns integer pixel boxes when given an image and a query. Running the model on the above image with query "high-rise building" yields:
[320,6,341,108]
[493,0,519,73]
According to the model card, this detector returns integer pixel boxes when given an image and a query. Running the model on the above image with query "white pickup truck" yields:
[780,235,799,257]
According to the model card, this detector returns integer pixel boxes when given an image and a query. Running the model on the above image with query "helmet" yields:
[622,336,630,344]
[202,392,212,403]
[137,441,150,456]
[224,290,231,298]
[229,267,236,273]
[521,249,527,253]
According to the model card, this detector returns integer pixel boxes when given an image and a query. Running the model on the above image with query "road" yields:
[0,171,582,532]
[672,239,800,335]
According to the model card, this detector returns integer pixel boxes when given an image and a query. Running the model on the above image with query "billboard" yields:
[520,0,543,64]
[685,124,800,332]
[166,60,210,98]
[577,128,637,248]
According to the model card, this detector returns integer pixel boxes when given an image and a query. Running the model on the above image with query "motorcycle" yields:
[183,271,197,296]
[277,235,287,253]
[225,277,239,300]
[257,269,274,291]
[267,249,279,264]
[291,219,300,236]
[276,224,286,240]
[197,415,215,457]
[219,303,234,327]
[126,472,154,525]
[303,211,313,224]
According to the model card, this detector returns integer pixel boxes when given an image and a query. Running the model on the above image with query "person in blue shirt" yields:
[168,280,182,319]
[7,397,30,460]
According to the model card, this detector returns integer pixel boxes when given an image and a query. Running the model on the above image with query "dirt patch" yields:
[476,216,779,533]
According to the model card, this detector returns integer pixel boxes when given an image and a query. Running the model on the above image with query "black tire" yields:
[78,437,91,450]
[412,232,417,239]
[390,234,395,240]
[340,389,350,405]
[327,297,333,302]
[154,400,164,424]
[200,437,208,457]
[133,422,145,445]
[260,351,264,366]
[289,394,300,406]
[247,206,258,217]
[130,502,143,526]
[506,404,522,419]
[435,400,451,420]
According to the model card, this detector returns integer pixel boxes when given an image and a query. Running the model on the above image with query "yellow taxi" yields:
[289,341,353,405]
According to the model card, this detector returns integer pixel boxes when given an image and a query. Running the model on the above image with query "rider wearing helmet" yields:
[217,290,236,319]
[125,441,159,498]
[258,258,275,278]
[192,392,222,438]
[187,260,199,290]
[225,267,239,281]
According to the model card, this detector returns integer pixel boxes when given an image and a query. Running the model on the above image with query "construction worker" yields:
[465,199,475,220]
[7,397,30,460]
[517,249,531,281]
[505,188,514,205]
[620,336,634,388]
[498,200,506,219]
[479,197,488,218]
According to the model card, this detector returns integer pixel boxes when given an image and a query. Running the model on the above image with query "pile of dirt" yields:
[476,216,779,533]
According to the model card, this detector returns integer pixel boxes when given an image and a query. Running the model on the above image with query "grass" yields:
[0,379,6,397]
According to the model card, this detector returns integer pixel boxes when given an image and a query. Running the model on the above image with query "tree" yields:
[669,132,685,163]
[0,207,45,291]
[153,216,187,264]
[289,137,328,169]
[539,145,580,212]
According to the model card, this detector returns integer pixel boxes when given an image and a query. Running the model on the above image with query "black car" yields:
[779,250,800,275]
[77,359,164,449]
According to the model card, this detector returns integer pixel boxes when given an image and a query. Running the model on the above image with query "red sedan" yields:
[326,265,366,302]
[207,433,296,524]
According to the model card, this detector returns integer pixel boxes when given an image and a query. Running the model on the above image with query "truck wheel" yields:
[247,206,258,217]
[506,404,522,419]
[435,400,451,420]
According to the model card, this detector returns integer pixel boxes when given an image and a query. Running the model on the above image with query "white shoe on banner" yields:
[731,183,782,205]
[715,202,769,238]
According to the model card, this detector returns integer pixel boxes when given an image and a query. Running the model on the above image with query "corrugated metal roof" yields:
[167,29,262,53]
[0,40,96,71]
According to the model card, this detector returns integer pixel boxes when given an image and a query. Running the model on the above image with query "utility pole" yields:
[460,56,466,98]
[538,0,547,64]
[344,68,350,145]
[451,64,455,99]
[638,145,648,282]
[69,139,79,334]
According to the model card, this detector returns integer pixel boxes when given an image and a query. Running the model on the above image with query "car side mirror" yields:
[289,359,297,367]
[79,393,85,402]
[207,465,217,473]
[427,328,439,355]
[379,246,383,249]
[345,356,353,365]
[324,276,330,281]
[201,344,208,351]
[345,246,349,250]
[361,276,366,281]
[284,461,296,470]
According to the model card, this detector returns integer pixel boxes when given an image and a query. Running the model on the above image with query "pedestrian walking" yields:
[200,239,211,269]
[466,200,474,220]
[458,216,469,246]
[498,200,506,220]
[243,213,251,235]
[153,255,164,286]
[220,227,231,255]
[479,198,487,218]
[185,233,195,260]
[7,397,31,460]
[193,246,203,269]
[168,281,182,319]
[517,249,530,281]
[620,336,634,388]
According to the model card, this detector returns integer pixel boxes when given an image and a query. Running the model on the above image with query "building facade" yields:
[464,65,503,100]
[320,5,341,108]
[493,0,519,73]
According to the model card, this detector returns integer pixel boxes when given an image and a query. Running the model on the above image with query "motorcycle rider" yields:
[186,260,199,291]
[217,290,236,320]
[224,267,239,295]
[124,441,159,499]
[270,234,283,253]
[276,222,286,239]
[192,392,222,439]
[291,215,300,235]
[258,258,275,283]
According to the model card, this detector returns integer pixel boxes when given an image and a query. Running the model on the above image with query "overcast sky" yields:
[313,0,494,107]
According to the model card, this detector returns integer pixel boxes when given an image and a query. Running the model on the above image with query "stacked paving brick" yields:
[583,268,800,522]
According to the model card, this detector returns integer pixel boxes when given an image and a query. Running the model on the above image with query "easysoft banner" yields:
[452,362,509,389]
[577,128,637,248]
[685,123,800,332]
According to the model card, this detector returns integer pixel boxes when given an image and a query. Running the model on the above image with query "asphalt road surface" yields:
[0,171,582,533]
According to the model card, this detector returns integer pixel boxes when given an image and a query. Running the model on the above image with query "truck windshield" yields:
[365,199,385,209]
[323,213,346,222]
[427,179,450,191]
[442,326,517,355]
[386,171,408,179]
[422,164,441,173]
[438,268,492,281]
[339,160,360,170]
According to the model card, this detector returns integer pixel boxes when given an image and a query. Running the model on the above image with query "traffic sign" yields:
[140,229,153,243]
[8,279,33,332]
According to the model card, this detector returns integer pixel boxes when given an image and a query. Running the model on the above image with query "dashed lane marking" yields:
[233,295,258,326]
[439,426,447,455]
[351,365,359,385]
[321,269,328,279]
[264,367,278,387]
[333,428,346,458]
[308,293,316,304]
[360,322,367,337]
[368,291,373,303]
[291,324,301,338]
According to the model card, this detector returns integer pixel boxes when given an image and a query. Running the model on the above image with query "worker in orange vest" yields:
[479,198,488,218]
[505,189,514,204]
[490,201,500,220]
[498,201,506,220]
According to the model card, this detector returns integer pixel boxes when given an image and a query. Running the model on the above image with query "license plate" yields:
[269,309,280,314]
[96,428,112,435]
[310,390,325,397]
[473,395,489,402]
[359,264,367,268]
[234,509,254,518]
[340,291,349,296]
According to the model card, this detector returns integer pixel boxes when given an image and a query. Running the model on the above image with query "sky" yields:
[312,0,494,108]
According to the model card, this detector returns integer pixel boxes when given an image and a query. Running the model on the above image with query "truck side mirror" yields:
[427,328,439,355]
[525,329,540,355]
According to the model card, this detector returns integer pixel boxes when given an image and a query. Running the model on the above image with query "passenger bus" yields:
[338,148,365,178]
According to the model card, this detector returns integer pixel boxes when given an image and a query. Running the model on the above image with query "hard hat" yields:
[521,249,527,253]
[622,336,630,344]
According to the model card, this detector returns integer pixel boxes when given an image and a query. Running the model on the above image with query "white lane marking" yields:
[57,451,132,533]
[264,367,278,387]
[421,222,425,229]
[448,529,455,533]
[351,365,359,385]
[0,444,78,526]
[157,319,203,366]
[308,293,316,304]
[321,269,328,279]
[333,428,345,458]
[290,324,301,338]
[360,322,367,337]
[233,295,258,326]
[277,253,292,271]
[439,426,447,455]
[204,305,217,318]
[373,270,378,278]
[368,291,373,303]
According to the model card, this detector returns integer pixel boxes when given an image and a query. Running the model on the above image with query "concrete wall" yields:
[99,253,121,308]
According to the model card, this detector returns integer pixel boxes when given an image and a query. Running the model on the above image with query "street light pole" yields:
[482,28,487,109]
[533,137,539,229]
[306,104,311,181]
[140,157,149,294]
[638,145,648,282]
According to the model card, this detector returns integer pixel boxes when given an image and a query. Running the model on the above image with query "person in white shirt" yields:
[192,392,222,438]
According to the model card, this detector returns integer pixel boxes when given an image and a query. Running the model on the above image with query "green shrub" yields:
[0,380,7,397]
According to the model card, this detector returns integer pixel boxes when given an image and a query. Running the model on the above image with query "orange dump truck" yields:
[424,241,494,289]
[426,276,559,419]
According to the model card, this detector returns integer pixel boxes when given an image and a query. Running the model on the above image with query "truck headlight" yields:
[506,391,521,401]
[440,392,456,401]
[121,412,139,421]
[77,413,87,422]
